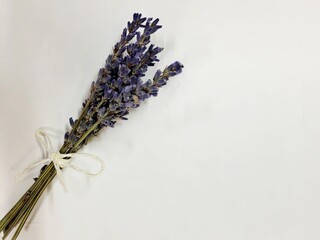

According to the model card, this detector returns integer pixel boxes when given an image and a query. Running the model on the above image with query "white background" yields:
[1,0,320,239]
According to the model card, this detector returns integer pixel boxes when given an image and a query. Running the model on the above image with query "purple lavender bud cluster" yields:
[64,13,183,152]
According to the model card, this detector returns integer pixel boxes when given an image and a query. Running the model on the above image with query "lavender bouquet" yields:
[0,13,183,240]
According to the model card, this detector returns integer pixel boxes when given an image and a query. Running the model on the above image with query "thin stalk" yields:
[71,120,101,150]
[61,93,95,153]
[0,195,26,232]
[1,108,106,239]
[2,164,55,238]
[11,170,56,240]
[0,138,71,232]
[69,93,94,135]
[87,100,105,121]
[0,161,55,234]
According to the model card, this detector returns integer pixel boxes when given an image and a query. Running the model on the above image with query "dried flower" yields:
[0,13,183,240]
[62,13,183,152]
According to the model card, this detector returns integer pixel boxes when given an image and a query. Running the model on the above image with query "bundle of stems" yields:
[0,93,111,239]
[0,13,183,240]
[0,134,82,240]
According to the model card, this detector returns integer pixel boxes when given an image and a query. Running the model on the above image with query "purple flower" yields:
[64,13,183,152]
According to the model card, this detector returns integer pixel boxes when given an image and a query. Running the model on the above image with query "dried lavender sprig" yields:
[61,14,146,146]
[64,13,183,152]
[61,14,148,152]
[0,13,183,240]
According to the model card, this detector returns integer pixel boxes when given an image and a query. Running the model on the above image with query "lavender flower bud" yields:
[65,13,183,151]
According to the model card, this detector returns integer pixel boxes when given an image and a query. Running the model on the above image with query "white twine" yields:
[15,127,104,191]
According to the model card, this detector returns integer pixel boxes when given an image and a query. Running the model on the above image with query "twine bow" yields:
[16,127,104,191]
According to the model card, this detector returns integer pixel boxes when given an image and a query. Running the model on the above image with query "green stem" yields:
[87,100,105,121]
[61,93,95,153]
[0,159,56,235]
[0,194,26,232]
[0,106,106,239]
[2,164,55,239]
[72,120,101,150]
[11,170,56,240]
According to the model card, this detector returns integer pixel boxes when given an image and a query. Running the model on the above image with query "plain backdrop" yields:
[1,0,320,239]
